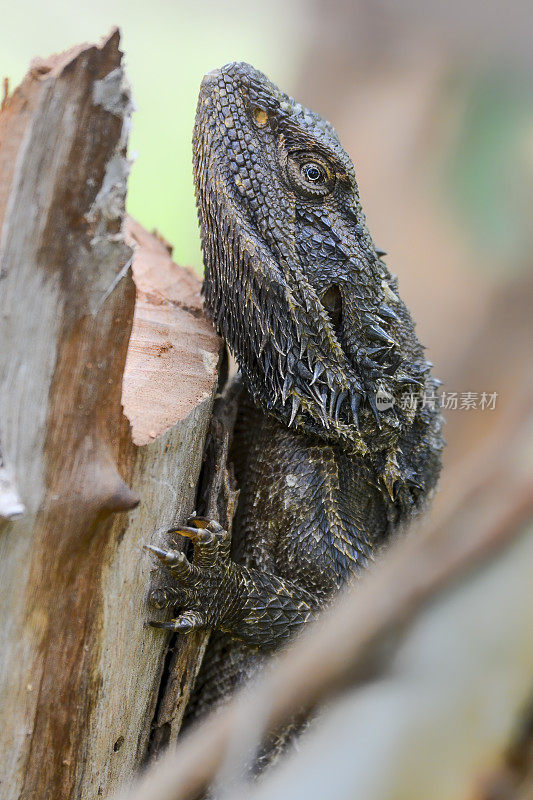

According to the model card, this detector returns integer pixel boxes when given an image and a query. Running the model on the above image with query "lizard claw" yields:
[185,516,224,531]
[167,525,213,543]
[145,544,201,582]
[149,610,206,634]
[144,544,183,564]
[166,516,230,569]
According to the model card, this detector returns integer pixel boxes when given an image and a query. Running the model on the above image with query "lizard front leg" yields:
[147,517,316,650]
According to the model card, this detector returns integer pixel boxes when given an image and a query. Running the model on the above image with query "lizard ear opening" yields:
[321,285,343,339]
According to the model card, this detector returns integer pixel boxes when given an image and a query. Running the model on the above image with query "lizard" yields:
[148,61,444,760]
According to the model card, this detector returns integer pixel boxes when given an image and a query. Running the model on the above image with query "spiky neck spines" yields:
[193,61,442,485]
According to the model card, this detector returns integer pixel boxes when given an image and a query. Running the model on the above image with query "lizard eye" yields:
[301,163,325,183]
[287,152,335,199]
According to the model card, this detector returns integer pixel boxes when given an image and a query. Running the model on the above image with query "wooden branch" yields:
[111,384,533,800]
[0,32,220,800]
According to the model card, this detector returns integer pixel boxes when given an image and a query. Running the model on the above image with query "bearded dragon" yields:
[148,62,443,753]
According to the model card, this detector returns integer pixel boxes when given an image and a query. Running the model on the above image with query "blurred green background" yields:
[1,0,307,271]
[2,0,531,277]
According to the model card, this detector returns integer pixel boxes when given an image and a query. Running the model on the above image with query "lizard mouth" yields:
[200,68,222,88]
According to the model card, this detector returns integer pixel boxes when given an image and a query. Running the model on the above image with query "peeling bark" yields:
[0,31,221,800]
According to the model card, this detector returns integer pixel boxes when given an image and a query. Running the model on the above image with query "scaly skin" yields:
[150,63,443,746]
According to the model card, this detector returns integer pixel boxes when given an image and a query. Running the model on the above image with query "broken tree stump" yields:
[0,31,220,800]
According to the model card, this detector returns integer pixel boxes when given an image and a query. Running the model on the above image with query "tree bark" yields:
[0,31,220,800]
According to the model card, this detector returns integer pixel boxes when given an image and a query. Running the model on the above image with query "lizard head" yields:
[194,62,439,460]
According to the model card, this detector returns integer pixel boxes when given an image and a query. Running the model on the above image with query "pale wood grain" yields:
[0,31,220,799]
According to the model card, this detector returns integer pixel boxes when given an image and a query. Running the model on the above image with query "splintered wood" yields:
[123,217,219,446]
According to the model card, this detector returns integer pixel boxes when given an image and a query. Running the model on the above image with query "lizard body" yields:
[150,62,443,751]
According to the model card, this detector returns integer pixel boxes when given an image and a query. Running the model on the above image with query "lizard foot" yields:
[146,517,234,635]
